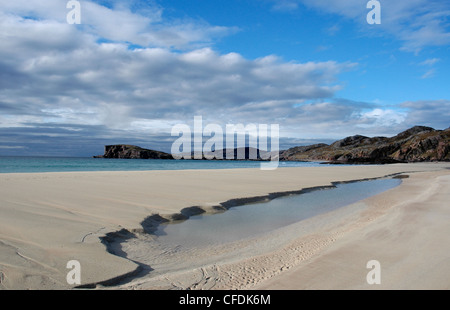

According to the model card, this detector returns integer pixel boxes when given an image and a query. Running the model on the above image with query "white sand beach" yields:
[0,163,449,290]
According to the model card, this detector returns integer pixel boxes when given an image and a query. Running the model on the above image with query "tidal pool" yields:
[155,178,402,248]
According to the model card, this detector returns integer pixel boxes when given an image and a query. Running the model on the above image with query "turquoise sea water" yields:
[0,156,326,173]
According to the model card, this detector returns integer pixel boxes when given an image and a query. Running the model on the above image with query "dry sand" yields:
[0,163,449,289]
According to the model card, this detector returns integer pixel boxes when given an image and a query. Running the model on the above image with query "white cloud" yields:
[271,0,300,11]
[419,58,441,66]
[326,24,341,36]
[418,58,440,79]
[357,108,408,127]
[421,69,436,79]
[269,0,450,52]
[401,100,450,129]
[0,146,26,149]
[1,0,236,49]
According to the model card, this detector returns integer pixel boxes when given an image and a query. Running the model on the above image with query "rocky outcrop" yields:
[280,126,450,164]
[279,144,328,160]
[94,145,173,159]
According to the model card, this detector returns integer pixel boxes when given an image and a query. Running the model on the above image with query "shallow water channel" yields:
[154,178,402,248]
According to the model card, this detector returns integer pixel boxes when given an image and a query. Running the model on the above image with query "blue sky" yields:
[0,0,449,156]
[165,0,450,102]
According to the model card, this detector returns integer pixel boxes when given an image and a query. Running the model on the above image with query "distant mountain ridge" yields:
[93,126,450,164]
[280,126,450,164]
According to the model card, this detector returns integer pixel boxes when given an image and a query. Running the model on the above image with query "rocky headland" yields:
[280,126,449,164]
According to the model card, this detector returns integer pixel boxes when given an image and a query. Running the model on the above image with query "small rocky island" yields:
[94,126,449,164]
[93,145,173,159]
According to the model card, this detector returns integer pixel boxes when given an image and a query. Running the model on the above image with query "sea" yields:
[0,156,327,173]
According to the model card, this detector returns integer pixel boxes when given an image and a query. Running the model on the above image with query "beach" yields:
[0,163,449,290]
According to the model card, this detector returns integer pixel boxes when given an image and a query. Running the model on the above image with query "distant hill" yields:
[280,126,450,164]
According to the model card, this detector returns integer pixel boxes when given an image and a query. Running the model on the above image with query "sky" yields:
[0,0,449,156]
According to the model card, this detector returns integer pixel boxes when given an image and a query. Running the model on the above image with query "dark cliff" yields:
[94,145,173,159]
